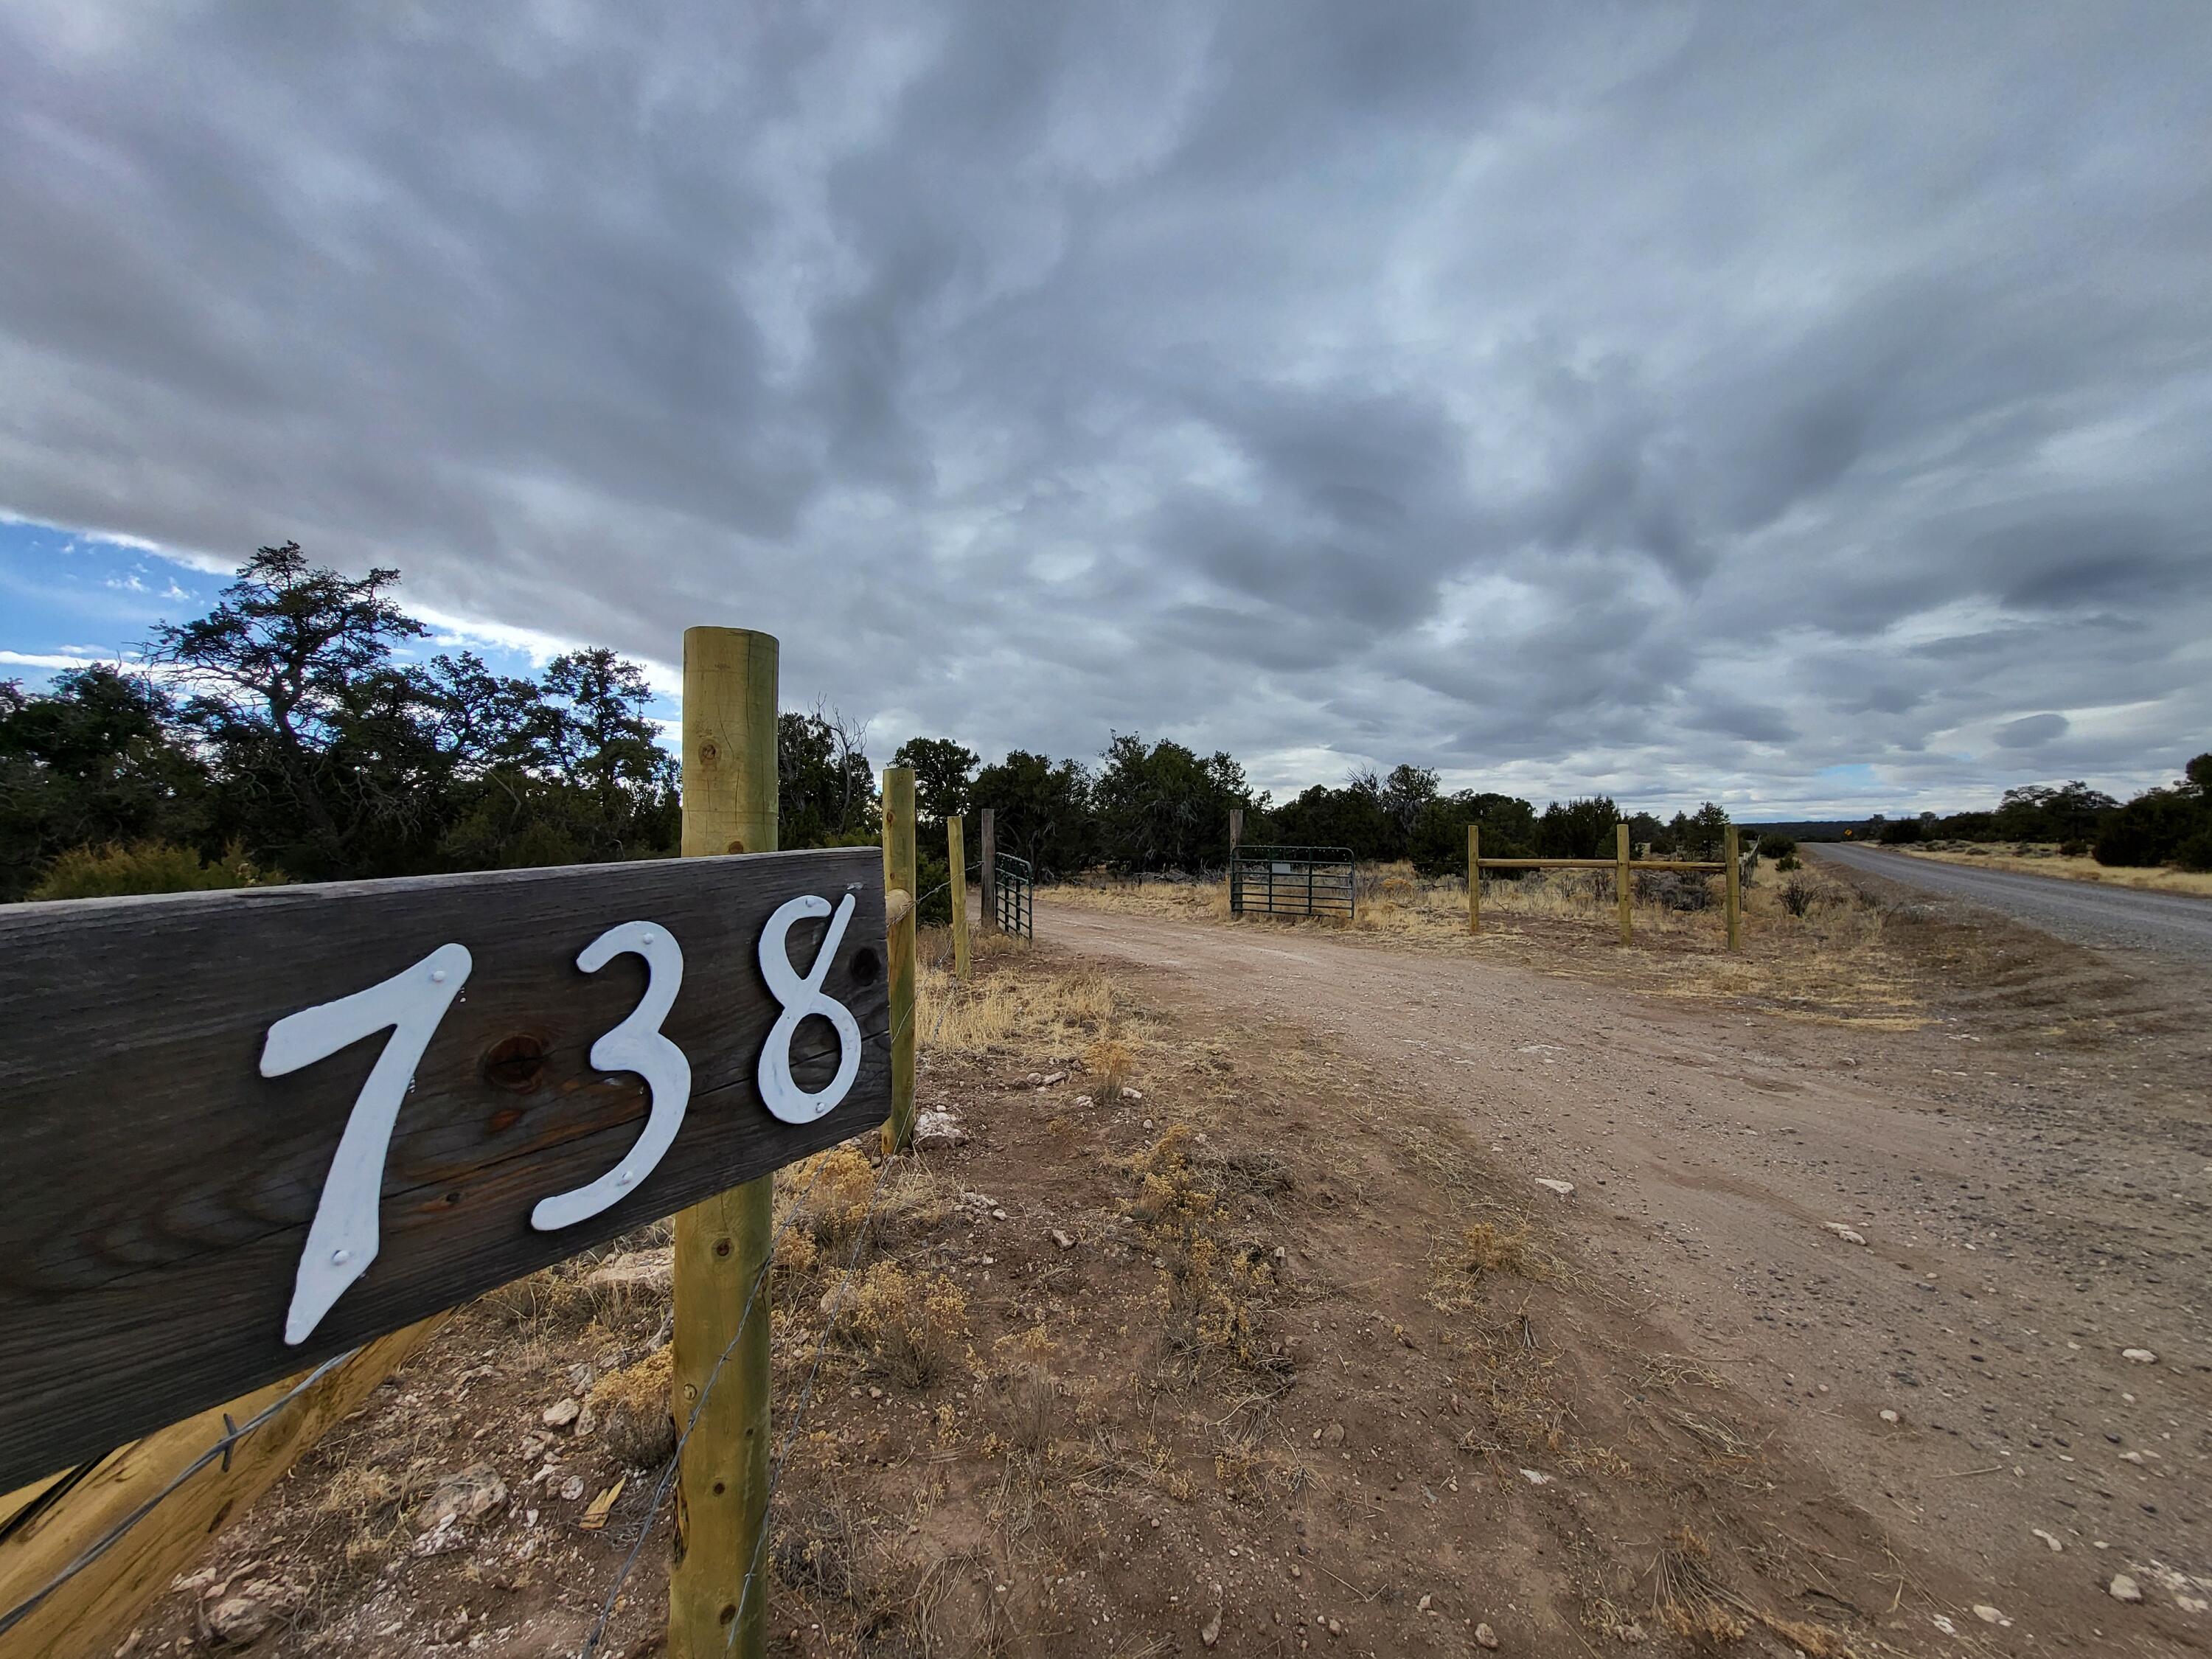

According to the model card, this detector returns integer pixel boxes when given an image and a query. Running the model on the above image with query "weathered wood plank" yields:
[0,847,889,1493]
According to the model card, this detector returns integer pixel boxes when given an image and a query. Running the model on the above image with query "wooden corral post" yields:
[947,815,970,980]
[1616,823,1632,947]
[1228,807,1244,911]
[1468,824,1481,935]
[978,807,998,933]
[880,766,918,1155]
[671,625,779,1659]
[1725,824,1742,953]
[0,1318,444,1659]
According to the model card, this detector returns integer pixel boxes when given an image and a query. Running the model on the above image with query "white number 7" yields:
[262,944,472,1346]
[268,924,695,1346]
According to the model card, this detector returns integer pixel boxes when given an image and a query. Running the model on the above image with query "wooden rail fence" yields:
[1470,822,1744,950]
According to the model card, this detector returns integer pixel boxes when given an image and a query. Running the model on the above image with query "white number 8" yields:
[756,892,863,1124]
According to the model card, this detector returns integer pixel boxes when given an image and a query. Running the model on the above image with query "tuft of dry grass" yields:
[1460,1221,1534,1278]
[1122,1127,1278,1374]
[915,939,1121,1057]
[588,1345,676,1469]
[1083,1032,1134,1104]
[849,1262,970,1388]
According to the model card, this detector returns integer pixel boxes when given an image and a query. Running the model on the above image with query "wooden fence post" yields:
[1228,808,1243,912]
[1725,824,1742,953]
[671,626,778,1659]
[947,815,970,980]
[978,808,998,934]
[1468,824,1481,935]
[1616,822,1632,947]
[880,767,918,1155]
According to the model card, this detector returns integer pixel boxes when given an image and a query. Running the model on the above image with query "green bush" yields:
[29,840,280,901]
[1775,853,1801,872]
[2058,838,2090,858]
[2177,829,2212,874]
[1756,835,1797,861]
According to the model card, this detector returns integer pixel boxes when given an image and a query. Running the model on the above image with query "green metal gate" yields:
[1229,845,1357,920]
[995,852,1033,939]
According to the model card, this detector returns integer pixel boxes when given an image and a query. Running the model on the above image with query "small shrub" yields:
[1461,1222,1531,1277]
[1756,835,1797,861]
[1780,877,1816,919]
[1775,853,1801,872]
[2177,829,2212,873]
[29,840,279,901]
[800,1146,880,1249]
[2058,838,2090,858]
[1084,1032,1133,1105]
[850,1262,968,1388]
[589,1346,677,1469]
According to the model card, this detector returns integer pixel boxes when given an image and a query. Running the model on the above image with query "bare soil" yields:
[119,869,2210,1659]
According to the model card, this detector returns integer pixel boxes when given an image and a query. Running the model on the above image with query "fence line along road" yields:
[1470,822,1745,950]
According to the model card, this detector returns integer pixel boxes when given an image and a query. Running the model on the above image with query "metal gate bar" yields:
[995,852,1032,939]
[1228,844,1355,919]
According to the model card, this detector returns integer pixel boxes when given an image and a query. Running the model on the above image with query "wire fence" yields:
[0,1350,361,1638]
[579,931,966,1659]
[4,925,972,1658]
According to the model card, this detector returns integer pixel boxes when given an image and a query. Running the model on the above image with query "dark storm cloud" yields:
[1994,714,2070,749]
[2,0,2210,815]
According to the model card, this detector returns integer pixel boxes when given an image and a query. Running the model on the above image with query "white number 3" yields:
[528,920,689,1233]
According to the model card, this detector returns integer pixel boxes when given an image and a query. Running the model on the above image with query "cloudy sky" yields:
[4,2,2209,817]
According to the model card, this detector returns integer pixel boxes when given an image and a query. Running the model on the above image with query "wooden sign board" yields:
[0,848,890,1493]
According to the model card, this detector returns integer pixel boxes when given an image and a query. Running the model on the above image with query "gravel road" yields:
[1040,894,2212,1647]
[1815,841,2212,965]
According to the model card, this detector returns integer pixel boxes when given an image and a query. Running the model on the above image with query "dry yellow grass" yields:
[1896,841,2212,899]
[912,923,1131,1056]
[1057,861,1923,1026]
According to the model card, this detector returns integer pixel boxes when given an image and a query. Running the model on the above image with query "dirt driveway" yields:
[1041,891,2212,1652]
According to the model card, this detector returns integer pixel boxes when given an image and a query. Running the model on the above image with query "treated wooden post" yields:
[671,626,777,1659]
[1725,824,1742,953]
[947,815,970,980]
[880,766,918,1155]
[1616,822,1632,947]
[0,1318,444,1659]
[978,807,998,934]
[1468,824,1481,935]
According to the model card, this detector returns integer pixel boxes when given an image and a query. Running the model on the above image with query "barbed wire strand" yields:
[581,950,962,1658]
[0,1349,359,1639]
[714,967,966,1653]
[720,1110,905,1654]
[577,1145,840,1659]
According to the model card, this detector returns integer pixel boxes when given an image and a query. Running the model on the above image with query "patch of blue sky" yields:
[1,515,680,742]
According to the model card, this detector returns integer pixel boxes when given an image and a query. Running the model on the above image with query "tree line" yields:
[5,545,1752,902]
[1867,767,2212,869]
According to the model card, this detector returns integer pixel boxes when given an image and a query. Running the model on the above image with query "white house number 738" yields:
[262,891,862,1346]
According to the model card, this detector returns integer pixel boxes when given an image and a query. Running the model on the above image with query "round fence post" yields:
[670,626,777,1659]
[1725,824,1742,952]
[947,815,970,979]
[880,766,917,1155]
[1468,824,1481,935]
[1616,822,1632,947]
[978,808,998,934]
